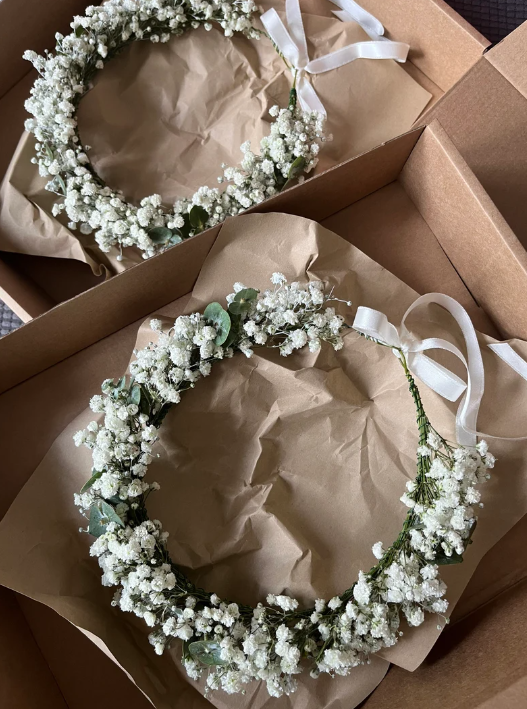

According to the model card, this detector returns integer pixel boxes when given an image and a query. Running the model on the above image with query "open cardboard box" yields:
[0,0,490,321]
[1,122,527,707]
[425,20,527,255]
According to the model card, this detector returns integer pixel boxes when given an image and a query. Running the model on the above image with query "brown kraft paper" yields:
[0,1,431,276]
[2,212,525,708]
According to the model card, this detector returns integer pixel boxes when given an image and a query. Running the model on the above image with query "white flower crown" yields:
[74,274,494,698]
[23,0,327,261]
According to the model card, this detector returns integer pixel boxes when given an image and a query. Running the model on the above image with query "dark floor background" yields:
[449,0,527,42]
[1,0,526,335]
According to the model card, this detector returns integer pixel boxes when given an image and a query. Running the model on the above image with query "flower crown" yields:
[74,274,494,698]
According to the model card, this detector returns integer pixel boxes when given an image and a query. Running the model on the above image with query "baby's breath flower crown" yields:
[23,0,326,261]
[74,275,495,698]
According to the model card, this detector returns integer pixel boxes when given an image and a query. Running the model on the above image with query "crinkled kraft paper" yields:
[1,213,527,708]
[0,1,431,276]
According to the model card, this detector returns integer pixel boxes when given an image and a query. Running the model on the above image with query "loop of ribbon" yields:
[260,0,409,116]
[353,293,527,446]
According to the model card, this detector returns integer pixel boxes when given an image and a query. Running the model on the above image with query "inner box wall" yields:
[16,593,153,709]
[0,587,67,708]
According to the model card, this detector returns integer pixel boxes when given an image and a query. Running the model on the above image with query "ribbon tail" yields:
[296,73,327,116]
[489,343,527,380]
[332,10,382,39]
[306,41,409,74]
[329,0,386,40]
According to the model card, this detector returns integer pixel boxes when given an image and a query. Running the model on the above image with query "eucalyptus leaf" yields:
[203,302,231,345]
[288,155,306,180]
[228,288,258,315]
[189,205,209,230]
[89,500,125,537]
[281,155,306,192]
[224,313,241,348]
[80,470,102,494]
[178,213,192,239]
[44,144,54,161]
[129,385,141,406]
[168,232,183,246]
[56,175,67,195]
[112,375,127,398]
[188,640,227,667]
[148,226,172,245]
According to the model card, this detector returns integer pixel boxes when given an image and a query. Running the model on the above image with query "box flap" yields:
[400,120,527,340]
[485,21,527,99]
[422,21,527,252]
[17,594,153,709]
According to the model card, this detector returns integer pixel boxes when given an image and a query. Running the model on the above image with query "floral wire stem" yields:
[23,0,327,261]
[74,275,495,698]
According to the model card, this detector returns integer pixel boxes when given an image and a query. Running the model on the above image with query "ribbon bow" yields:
[260,0,409,116]
[353,293,527,445]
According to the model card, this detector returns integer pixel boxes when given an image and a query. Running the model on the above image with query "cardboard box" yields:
[0,0,489,321]
[424,20,527,254]
[1,122,526,707]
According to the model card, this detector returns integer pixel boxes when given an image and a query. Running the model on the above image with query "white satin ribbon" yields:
[489,342,527,379]
[328,0,385,40]
[260,0,409,116]
[353,293,527,445]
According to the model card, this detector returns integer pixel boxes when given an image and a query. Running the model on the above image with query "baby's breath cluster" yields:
[74,275,495,698]
[23,0,326,261]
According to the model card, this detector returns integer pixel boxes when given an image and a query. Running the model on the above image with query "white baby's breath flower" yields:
[372,541,384,559]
